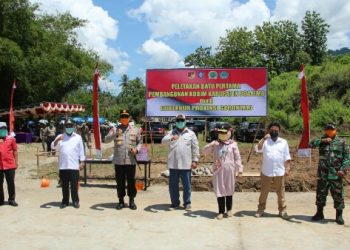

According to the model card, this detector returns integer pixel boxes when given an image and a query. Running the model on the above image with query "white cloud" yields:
[128,0,271,48]
[272,0,350,49]
[31,0,130,77]
[98,78,119,95]
[138,39,183,68]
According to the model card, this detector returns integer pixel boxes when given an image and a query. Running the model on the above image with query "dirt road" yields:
[1,143,349,250]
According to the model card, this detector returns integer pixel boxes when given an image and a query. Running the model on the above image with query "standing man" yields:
[105,109,142,210]
[255,121,291,219]
[309,123,350,225]
[162,114,200,210]
[53,119,85,209]
[44,120,56,154]
[77,122,91,153]
[0,122,19,206]
[39,123,47,152]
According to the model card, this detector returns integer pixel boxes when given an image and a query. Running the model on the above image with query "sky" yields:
[30,0,350,94]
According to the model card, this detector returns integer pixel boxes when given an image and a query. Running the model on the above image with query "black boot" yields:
[312,205,324,221]
[129,198,137,210]
[336,209,344,225]
[116,198,125,210]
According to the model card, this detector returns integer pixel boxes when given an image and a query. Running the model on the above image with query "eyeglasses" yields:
[176,119,185,122]
[120,115,129,118]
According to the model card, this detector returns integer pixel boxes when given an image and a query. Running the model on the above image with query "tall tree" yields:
[301,10,329,65]
[184,46,214,68]
[215,27,258,68]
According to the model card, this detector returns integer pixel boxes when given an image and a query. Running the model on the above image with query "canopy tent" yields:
[0,102,85,118]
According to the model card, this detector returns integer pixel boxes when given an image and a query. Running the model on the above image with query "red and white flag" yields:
[297,64,311,157]
[9,79,16,137]
[93,66,102,158]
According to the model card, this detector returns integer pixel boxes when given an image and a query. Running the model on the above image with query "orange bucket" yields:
[135,181,144,191]
[41,178,50,188]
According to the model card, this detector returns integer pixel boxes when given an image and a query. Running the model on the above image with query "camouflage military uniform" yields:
[309,135,350,209]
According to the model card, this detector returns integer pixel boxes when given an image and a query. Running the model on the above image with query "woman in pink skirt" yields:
[203,128,243,220]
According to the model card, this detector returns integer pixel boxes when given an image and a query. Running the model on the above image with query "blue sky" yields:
[31,0,350,94]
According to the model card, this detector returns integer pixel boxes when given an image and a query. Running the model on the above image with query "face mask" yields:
[120,118,129,126]
[218,131,231,142]
[326,129,336,138]
[65,127,74,135]
[176,121,185,129]
[0,129,7,138]
[270,130,279,140]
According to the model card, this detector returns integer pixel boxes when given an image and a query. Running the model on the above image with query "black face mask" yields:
[270,130,279,140]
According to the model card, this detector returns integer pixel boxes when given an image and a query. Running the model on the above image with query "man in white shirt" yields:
[53,119,85,209]
[162,114,200,211]
[254,122,291,219]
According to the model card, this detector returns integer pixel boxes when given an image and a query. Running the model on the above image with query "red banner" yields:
[146,68,267,117]
[93,67,102,157]
[298,64,311,157]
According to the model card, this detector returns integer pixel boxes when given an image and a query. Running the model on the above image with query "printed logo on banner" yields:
[198,71,204,79]
[187,72,195,79]
[208,71,218,79]
[220,71,229,79]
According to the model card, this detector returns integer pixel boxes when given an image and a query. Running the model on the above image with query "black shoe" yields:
[129,199,137,210]
[60,203,68,209]
[312,205,324,221]
[8,200,18,207]
[116,201,125,210]
[0,201,4,206]
[336,209,344,225]
[73,202,80,209]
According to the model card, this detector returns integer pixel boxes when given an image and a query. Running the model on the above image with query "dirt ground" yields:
[1,142,350,250]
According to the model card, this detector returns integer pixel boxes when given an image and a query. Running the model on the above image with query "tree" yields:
[184,46,215,68]
[0,0,113,110]
[301,11,330,65]
[215,27,258,67]
[118,74,129,97]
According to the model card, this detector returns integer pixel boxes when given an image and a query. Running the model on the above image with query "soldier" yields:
[105,109,142,210]
[309,123,350,225]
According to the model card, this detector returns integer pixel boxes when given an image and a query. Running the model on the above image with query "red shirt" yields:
[0,136,18,170]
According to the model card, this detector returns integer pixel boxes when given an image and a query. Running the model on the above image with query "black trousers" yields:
[46,136,55,152]
[217,196,233,214]
[0,169,16,202]
[115,165,137,200]
[59,170,80,204]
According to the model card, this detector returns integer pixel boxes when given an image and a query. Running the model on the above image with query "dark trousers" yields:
[217,196,232,214]
[115,165,137,200]
[59,170,80,204]
[46,136,55,152]
[0,169,16,202]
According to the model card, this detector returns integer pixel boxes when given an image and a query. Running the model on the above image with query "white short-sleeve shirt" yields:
[256,137,291,177]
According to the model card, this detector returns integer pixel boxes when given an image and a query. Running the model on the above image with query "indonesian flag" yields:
[9,79,16,137]
[93,66,102,158]
[297,64,311,157]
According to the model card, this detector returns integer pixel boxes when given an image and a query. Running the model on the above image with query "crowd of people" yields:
[0,112,349,225]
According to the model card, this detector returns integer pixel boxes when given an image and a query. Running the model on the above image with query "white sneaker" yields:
[216,213,224,220]
[255,210,264,218]
[226,210,233,217]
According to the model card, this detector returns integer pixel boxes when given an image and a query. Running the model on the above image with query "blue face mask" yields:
[65,127,74,135]
[0,129,7,138]
[176,121,186,129]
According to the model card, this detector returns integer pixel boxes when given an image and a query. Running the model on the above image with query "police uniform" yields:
[105,110,142,210]
[309,124,350,224]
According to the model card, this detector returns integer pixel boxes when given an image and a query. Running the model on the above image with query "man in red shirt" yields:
[0,122,19,206]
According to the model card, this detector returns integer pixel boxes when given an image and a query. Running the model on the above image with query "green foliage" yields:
[0,0,113,110]
[302,10,330,65]
[216,27,258,67]
[184,46,215,68]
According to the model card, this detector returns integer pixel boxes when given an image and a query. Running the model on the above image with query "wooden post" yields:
[36,147,39,178]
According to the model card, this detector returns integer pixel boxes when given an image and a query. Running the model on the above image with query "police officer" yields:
[309,123,350,225]
[105,109,142,210]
